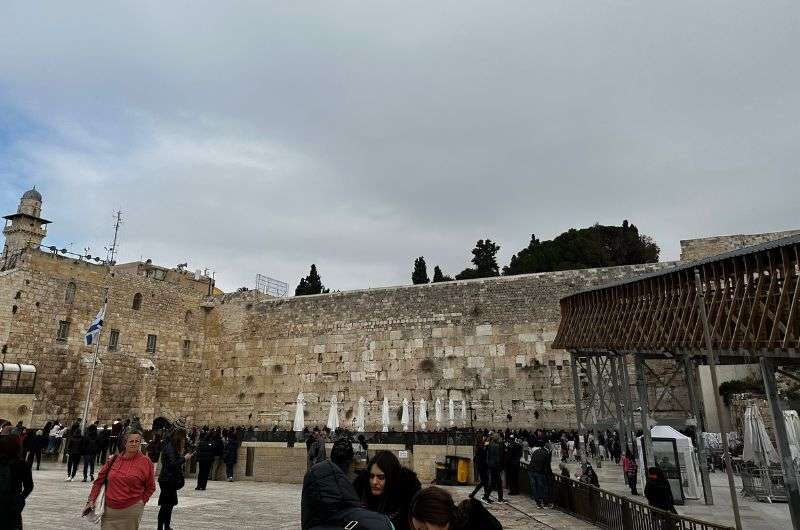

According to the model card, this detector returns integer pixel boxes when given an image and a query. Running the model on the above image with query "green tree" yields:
[502,222,660,275]
[432,265,453,283]
[412,256,430,284]
[456,239,501,280]
[295,264,330,296]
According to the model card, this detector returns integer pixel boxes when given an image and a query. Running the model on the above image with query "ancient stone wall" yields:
[680,229,800,261]
[198,262,674,430]
[0,249,208,427]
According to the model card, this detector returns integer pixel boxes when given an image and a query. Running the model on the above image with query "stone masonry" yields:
[1,188,797,431]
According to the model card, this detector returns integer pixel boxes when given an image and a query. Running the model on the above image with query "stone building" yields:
[0,188,793,431]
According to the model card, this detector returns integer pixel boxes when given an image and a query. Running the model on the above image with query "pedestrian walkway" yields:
[23,467,597,529]
[557,458,791,530]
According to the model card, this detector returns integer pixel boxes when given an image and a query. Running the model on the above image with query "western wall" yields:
[1,189,795,431]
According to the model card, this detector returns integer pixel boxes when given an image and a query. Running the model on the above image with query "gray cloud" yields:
[1,1,798,291]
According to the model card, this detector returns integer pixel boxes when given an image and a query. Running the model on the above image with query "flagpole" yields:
[80,335,101,434]
[81,293,108,434]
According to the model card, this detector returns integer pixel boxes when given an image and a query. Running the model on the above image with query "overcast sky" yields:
[1,2,797,292]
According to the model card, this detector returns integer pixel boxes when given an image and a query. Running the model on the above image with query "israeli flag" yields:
[85,305,106,346]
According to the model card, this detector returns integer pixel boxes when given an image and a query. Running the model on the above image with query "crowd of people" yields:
[0,416,685,529]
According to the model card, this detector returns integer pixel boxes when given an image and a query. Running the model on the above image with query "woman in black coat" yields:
[468,434,491,502]
[65,424,83,481]
[353,450,421,530]
[81,424,98,482]
[158,429,191,530]
[644,467,677,513]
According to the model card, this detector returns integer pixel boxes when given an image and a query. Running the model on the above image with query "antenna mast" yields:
[107,210,123,264]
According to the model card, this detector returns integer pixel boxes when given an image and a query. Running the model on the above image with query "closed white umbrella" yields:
[419,399,428,431]
[327,395,340,432]
[401,398,410,432]
[783,410,800,460]
[743,403,779,466]
[293,392,305,432]
[461,400,467,425]
[448,399,455,427]
[435,398,443,430]
[381,397,390,432]
[355,397,366,433]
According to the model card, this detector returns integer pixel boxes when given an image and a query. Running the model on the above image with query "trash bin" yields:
[435,462,449,483]
[456,457,471,484]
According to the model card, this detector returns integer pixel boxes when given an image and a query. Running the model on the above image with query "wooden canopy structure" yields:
[554,234,800,360]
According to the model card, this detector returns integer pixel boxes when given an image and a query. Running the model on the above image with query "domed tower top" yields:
[18,186,43,217]
[2,186,51,258]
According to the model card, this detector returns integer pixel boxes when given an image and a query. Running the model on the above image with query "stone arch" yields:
[65,281,76,304]
[132,292,143,310]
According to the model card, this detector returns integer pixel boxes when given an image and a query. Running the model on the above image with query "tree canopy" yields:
[455,239,501,280]
[295,264,330,296]
[432,265,453,283]
[412,256,430,284]
[503,221,660,275]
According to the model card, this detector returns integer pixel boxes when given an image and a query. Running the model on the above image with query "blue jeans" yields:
[529,471,549,504]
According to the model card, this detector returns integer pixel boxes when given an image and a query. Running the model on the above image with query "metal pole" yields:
[586,356,598,448]
[683,355,714,505]
[694,269,743,530]
[760,357,800,527]
[619,354,638,449]
[609,355,629,451]
[634,355,654,464]
[80,337,101,434]
[570,351,585,433]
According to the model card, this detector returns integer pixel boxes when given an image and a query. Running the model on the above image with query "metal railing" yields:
[551,474,734,530]
[740,463,787,502]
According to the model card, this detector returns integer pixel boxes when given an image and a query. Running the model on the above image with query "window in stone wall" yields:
[146,334,157,353]
[183,339,191,355]
[132,293,143,310]
[65,281,76,304]
[184,310,193,325]
[108,329,120,351]
[57,320,70,341]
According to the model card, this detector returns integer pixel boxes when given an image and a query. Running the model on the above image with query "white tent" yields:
[448,399,455,428]
[637,425,703,500]
[355,397,366,433]
[292,392,305,432]
[326,395,340,432]
[743,404,779,466]
[784,410,800,461]
[435,398,443,430]
[381,397,390,433]
[419,399,428,431]
[401,398,410,432]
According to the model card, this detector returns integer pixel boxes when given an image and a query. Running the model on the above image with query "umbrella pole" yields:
[760,357,800,526]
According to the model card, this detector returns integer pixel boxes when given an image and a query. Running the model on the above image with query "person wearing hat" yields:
[577,461,599,487]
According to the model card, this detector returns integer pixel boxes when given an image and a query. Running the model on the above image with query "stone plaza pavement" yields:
[24,466,596,529]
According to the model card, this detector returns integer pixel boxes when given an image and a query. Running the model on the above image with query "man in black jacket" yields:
[528,441,552,508]
[505,437,523,495]
[485,434,505,503]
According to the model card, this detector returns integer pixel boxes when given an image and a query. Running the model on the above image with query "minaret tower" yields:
[2,187,51,258]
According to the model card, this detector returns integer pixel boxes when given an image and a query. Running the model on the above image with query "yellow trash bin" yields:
[456,457,471,484]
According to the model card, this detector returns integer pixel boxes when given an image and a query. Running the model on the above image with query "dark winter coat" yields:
[506,441,523,471]
[66,432,83,456]
[301,460,393,530]
[645,478,677,513]
[529,446,552,475]
[353,466,421,530]
[81,430,99,456]
[0,455,34,526]
[223,438,239,465]
[158,441,186,485]
[195,439,215,464]
[211,436,224,458]
[487,440,504,469]
[474,445,489,477]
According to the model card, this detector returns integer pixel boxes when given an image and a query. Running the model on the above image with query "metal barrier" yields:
[244,430,476,446]
[551,474,734,530]
[740,463,787,502]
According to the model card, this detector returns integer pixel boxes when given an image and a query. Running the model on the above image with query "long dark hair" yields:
[409,486,469,529]
[364,451,402,511]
